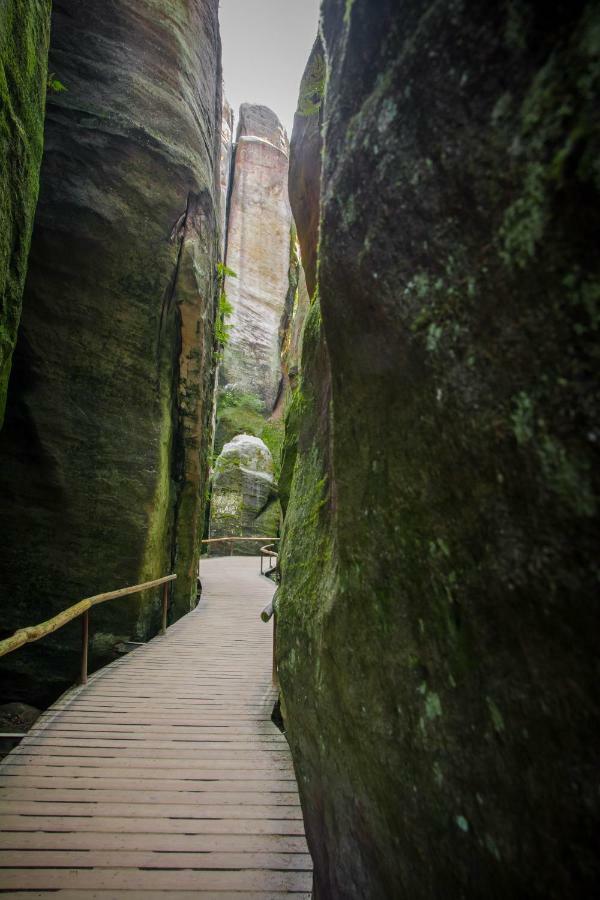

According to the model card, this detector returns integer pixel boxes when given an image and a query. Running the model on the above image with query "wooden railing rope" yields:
[0,573,177,685]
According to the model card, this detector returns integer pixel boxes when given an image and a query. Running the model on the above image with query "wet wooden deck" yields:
[0,557,312,897]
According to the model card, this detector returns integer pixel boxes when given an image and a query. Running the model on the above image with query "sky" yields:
[219,0,321,137]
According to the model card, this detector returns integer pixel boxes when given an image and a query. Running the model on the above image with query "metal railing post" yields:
[161,581,169,635]
[272,611,278,687]
[80,610,89,685]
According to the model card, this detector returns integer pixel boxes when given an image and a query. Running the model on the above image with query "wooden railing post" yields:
[80,610,89,685]
[161,581,169,635]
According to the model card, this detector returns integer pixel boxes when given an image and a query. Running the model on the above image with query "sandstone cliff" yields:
[0,0,51,427]
[0,0,222,703]
[221,104,292,411]
[219,98,234,255]
[278,3,600,898]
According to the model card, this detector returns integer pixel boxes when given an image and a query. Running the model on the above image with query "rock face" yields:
[237,102,288,153]
[0,0,221,704]
[222,104,292,410]
[288,36,324,299]
[0,0,51,426]
[209,434,278,553]
[219,98,234,255]
[278,3,600,898]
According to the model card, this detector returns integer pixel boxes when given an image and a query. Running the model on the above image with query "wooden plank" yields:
[4,893,311,899]
[0,831,309,853]
[0,776,296,791]
[0,787,302,805]
[2,756,294,772]
[0,849,312,870]
[0,869,313,891]
[7,747,295,762]
[0,801,304,818]
[0,815,307,835]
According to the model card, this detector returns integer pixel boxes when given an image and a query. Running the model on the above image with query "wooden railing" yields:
[201,536,280,560]
[259,543,279,576]
[258,544,279,686]
[0,574,177,686]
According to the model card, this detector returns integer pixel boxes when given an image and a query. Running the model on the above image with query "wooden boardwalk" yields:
[0,557,312,897]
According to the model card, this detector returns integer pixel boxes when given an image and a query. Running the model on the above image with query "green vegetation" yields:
[0,0,52,426]
[214,385,285,477]
[297,45,326,117]
[214,263,236,355]
[47,73,67,93]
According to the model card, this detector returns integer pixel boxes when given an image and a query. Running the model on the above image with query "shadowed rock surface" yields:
[221,104,292,410]
[0,0,51,427]
[0,0,222,704]
[278,2,600,898]
[209,433,278,554]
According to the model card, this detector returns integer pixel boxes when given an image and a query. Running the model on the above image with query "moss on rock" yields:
[0,0,51,427]
[278,1,600,897]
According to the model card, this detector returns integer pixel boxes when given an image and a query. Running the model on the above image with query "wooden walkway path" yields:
[0,557,312,897]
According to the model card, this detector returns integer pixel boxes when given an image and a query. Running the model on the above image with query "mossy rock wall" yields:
[0,0,51,427]
[278,1,600,897]
[0,0,221,705]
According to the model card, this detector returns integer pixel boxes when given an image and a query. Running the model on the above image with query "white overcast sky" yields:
[219,0,321,137]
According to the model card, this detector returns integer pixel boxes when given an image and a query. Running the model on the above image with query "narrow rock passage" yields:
[0,557,311,896]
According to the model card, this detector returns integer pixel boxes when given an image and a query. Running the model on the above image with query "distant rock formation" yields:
[209,434,278,553]
[278,3,600,898]
[0,0,221,704]
[0,0,52,426]
[237,102,288,154]
[219,98,234,255]
[221,104,292,411]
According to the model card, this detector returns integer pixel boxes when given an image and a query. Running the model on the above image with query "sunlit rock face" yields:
[0,0,221,705]
[237,102,288,154]
[288,36,324,300]
[209,434,278,553]
[278,2,600,898]
[219,97,234,254]
[0,0,51,427]
[222,104,292,411]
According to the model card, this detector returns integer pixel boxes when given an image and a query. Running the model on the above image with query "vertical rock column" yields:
[279,2,600,898]
[0,0,52,426]
[219,98,234,256]
[222,104,292,410]
[0,0,222,703]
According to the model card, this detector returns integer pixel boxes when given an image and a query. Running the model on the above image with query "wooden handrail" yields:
[201,537,280,544]
[0,574,177,684]
[260,544,278,558]
[260,543,279,576]
[261,600,275,623]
